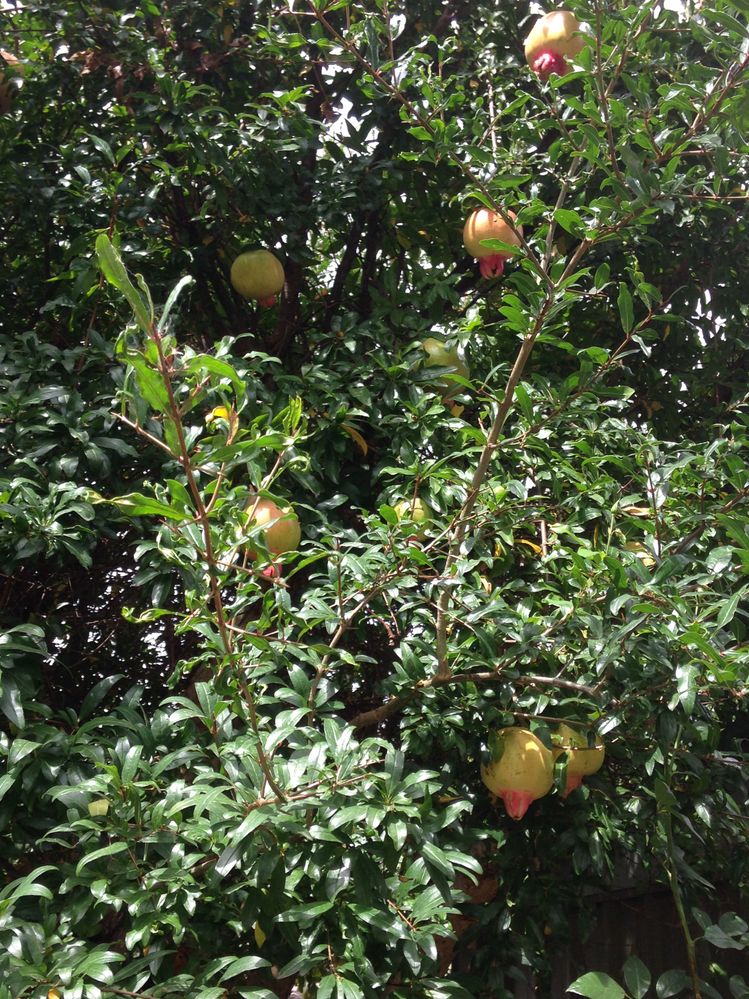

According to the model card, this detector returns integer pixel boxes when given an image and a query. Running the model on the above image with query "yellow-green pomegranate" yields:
[481,727,554,819]
[421,338,470,400]
[246,498,301,555]
[553,723,605,796]
[230,249,285,306]
[394,498,431,539]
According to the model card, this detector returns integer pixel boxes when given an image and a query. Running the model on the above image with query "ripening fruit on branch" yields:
[463,209,522,279]
[524,11,586,81]
[553,723,605,796]
[421,337,470,400]
[230,249,285,307]
[246,497,301,556]
[481,727,554,820]
[394,497,431,539]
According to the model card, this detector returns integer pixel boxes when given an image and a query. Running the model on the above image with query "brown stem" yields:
[138,326,286,799]
[434,300,552,676]
[352,669,599,730]
[594,3,625,183]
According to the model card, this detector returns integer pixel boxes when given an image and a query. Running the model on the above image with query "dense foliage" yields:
[1,2,748,997]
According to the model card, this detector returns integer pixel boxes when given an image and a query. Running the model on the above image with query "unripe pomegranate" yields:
[230,249,285,307]
[421,337,470,400]
[246,498,301,555]
[524,11,586,81]
[394,497,431,540]
[481,727,554,819]
[463,209,522,279]
[553,723,605,797]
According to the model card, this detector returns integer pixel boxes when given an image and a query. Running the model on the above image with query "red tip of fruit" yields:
[562,774,583,798]
[258,295,277,308]
[501,789,536,820]
[532,50,569,80]
[478,254,507,279]
[260,562,282,579]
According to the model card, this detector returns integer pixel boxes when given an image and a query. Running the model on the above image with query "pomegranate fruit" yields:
[246,498,301,556]
[259,561,282,580]
[553,723,605,797]
[463,209,522,279]
[394,497,431,539]
[481,727,554,819]
[421,337,470,399]
[524,11,585,81]
[230,249,285,307]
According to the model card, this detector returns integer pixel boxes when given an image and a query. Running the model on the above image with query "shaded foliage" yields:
[1,2,748,998]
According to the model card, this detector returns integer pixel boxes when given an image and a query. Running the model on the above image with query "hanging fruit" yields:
[463,209,522,278]
[524,11,586,81]
[553,723,605,796]
[481,727,554,819]
[230,249,285,307]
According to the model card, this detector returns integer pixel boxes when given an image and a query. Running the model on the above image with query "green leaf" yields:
[0,866,56,903]
[514,382,534,422]
[219,956,270,981]
[0,774,16,802]
[183,354,245,395]
[79,675,124,721]
[110,492,188,522]
[623,956,651,999]
[554,208,586,237]
[160,274,195,331]
[706,547,734,574]
[89,134,115,164]
[95,234,153,336]
[617,284,634,334]
[421,841,455,878]
[275,901,334,924]
[126,354,171,413]
[656,970,691,998]
[120,745,143,784]
[704,919,748,949]
[568,972,627,999]
[76,842,130,873]
[729,975,749,999]
[675,663,699,716]
[8,738,40,766]
[716,587,744,627]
